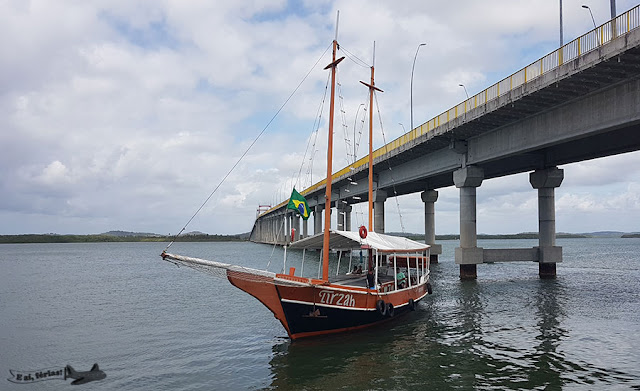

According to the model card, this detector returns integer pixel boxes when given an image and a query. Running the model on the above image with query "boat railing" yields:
[282,246,430,293]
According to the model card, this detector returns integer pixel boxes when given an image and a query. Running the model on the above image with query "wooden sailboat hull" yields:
[228,270,428,339]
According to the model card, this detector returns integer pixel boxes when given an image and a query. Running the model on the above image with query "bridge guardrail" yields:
[260,5,640,218]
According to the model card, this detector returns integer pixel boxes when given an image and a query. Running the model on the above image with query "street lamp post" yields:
[410,43,426,131]
[458,84,469,100]
[560,0,564,46]
[582,5,600,45]
[459,84,470,115]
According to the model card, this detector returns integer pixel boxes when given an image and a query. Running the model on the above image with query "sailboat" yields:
[161,18,433,340]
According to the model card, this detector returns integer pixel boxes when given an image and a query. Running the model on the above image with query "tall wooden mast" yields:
[359,43,383,233]
[322,13,344,281]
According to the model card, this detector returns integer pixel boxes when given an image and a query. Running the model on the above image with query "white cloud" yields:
[1,0,639,235]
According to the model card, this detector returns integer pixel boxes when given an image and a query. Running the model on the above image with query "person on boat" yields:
[397,270,406,289]
[366,269,375,289]
[356,265,362,274]
[352,266,358,274]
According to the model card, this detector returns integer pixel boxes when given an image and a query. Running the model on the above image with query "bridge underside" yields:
[251,19,640,279]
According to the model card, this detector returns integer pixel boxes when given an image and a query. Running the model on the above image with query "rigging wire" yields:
[374,92,406,234]
[295,72,331,189]
[163,42,333,253]
[340,45,371,68]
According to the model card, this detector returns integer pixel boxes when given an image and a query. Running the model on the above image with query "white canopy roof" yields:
[287,230,430,253]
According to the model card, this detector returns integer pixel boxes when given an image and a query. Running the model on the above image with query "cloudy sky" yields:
[2,0,639,236]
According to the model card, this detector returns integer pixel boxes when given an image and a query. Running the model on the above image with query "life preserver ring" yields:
[408,298,416,311]
[386,302,395,317]
[359,225,367,239]
[376,299,386,316]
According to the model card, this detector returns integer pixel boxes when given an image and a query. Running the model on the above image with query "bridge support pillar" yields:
[302,216,308,238]
[344,205,352,231]
[373,190,387,233]
[454,166,485,279]
[422,190,442,263]
[337,202,346,230]
[314,204,323,234]
[530,167,564,278]
[293,215,300,241]
[337,203,352,231]
[285,213,291,243]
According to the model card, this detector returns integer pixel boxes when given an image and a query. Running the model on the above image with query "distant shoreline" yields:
[0,232,633,244]
[0,234,246,244]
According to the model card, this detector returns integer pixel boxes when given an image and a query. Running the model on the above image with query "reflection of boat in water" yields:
[161,14,432,340]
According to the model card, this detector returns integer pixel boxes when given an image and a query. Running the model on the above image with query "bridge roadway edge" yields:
[250,20,640,278]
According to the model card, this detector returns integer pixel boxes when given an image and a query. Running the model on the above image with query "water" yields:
[1,238,639,390]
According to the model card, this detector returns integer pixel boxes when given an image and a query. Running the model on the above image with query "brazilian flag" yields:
[287,188,310,220]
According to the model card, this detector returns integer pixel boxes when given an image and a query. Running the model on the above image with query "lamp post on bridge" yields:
[560,0,563,46]
[410,43,426,131]
[458,84,469,100]
[459,84,469,114]
[582,5,600,45]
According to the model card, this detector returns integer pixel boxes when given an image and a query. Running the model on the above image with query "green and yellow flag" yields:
[287,188,310,220]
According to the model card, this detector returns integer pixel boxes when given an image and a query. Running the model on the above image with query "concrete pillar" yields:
[421,190,442,263]
[302,216,308,238]
[344,205,352,231]
[293,215,300,241]
[453,166,484,279]
[530,167,564,278]
[285,213,291,243]
[337,202,346,230]
[373,190,387,233]
[314,204,323,234]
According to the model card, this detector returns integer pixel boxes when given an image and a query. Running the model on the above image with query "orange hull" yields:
[227,270,428,340]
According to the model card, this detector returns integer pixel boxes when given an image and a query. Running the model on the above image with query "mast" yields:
[359,42,383,233]
[322,12,344,281]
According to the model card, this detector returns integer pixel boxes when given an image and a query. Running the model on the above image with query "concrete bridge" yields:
[250,6,640,279]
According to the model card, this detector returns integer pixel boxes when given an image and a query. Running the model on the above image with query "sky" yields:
[1,0,639,236]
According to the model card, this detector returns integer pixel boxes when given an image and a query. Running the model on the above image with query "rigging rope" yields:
[295,72,331,189]
[340,45,371,68]
[163,42,333,253]
[374,93,406,234]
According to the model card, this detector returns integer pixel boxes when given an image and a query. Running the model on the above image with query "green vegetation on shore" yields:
[0,234,246,244]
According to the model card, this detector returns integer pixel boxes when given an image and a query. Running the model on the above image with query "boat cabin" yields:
[282,230,430,293]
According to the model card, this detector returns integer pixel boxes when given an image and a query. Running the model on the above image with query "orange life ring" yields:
[359,225,367,239]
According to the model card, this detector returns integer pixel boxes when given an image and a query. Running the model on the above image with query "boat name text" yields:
[318,290,355,307]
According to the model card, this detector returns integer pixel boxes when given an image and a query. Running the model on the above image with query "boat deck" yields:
[328,273,395,289]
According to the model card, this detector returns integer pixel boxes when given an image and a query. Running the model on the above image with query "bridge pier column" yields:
[421,190,442,263]
[337,202,346,230]
[454,166,485,280]
[530,167,564,278]
[314,204,323,234]
[292,215,300,241]
[285,212,291,243]
[373,190,387,233]
[302,216,308,238]
[344,205,352,231]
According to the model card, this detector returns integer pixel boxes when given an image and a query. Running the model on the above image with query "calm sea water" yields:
[1,238,639,390]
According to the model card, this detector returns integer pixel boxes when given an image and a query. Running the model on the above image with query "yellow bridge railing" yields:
[262,5,640,218]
